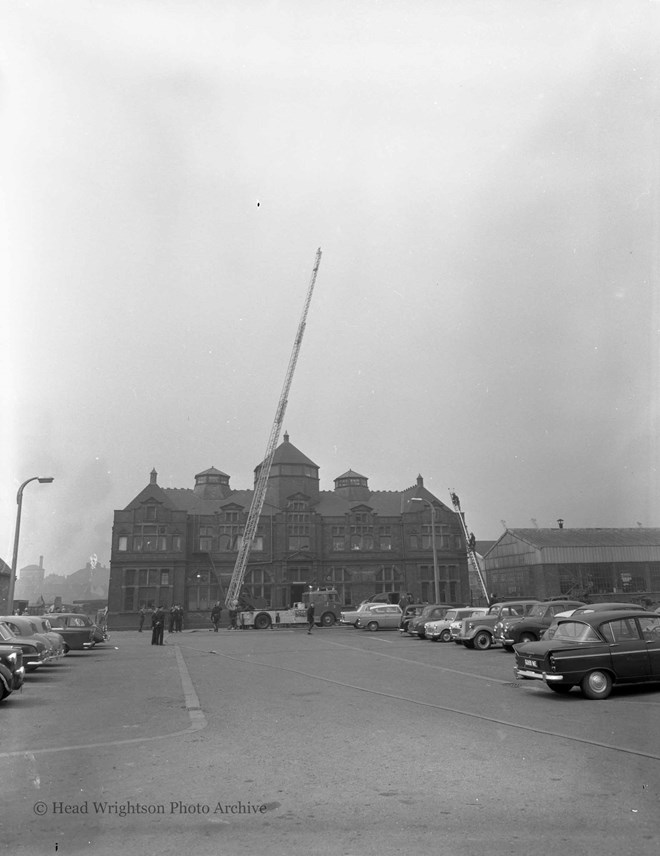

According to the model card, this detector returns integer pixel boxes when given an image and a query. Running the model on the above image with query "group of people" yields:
[211,602,241,631]
[168,604,184,633]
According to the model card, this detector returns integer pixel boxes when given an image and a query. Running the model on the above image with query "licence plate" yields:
[524,659,537,668]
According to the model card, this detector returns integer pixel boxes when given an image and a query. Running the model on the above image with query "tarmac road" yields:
[1,626,659,856]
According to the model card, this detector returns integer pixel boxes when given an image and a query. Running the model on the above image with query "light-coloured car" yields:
[340,603,385,627]
[425,608,488,642]
[356,604,403,631]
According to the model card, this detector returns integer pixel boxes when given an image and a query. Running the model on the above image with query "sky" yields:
[1,0,659,577]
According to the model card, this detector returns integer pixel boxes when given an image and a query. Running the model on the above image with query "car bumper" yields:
[13,665,26,690]
[515,667,564,682]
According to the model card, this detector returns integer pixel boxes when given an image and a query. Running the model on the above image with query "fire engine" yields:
[236,587,342,630]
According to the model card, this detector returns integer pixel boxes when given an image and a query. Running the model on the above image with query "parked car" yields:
[494,600,585,651]
[0,621,50,671]
[356,604,403,631]
[408,604,461,638]
[340,603,387,627]
[449,607,489,643]
[514,609,660,699]
[40,612,104,652]
[425,608,486,642]
[0,616,65,661]
[399,604,426,634]
[30,616,69,655]
[0,644,25,702]
[542,602,648,641]
[457,600,539,650]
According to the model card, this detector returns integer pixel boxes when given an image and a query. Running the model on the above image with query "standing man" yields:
[151,605,165,645]
[210,601,222,632]
[174,604,183,633]
[306,601,315,634]
[138,606,146,632]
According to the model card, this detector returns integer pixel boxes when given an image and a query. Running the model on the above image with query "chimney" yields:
[416,475,423,487]
[150,468,158,485]
[39,555,43,569]
[557,518,564,529]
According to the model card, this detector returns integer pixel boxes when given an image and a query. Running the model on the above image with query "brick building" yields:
[107,434,470,628]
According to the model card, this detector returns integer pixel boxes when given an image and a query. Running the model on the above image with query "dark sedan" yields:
[0,644,25,701]
[514,609,660,699]
[40,613,105,652]
[496,600,585,649]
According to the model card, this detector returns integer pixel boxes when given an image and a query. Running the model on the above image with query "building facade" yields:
[484,528,660,605]
[107,434,470,628]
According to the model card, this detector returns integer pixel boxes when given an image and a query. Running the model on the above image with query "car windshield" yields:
[444,611,458,620]
[5,622,26,636]
[553,621,600,642]
[527,604,547,617]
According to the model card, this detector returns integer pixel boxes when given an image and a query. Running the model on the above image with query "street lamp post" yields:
[411,497,440,603]
[7,476,54,614]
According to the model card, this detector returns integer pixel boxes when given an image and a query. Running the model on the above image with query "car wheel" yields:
[519,632,537,644]
[473,631,492,650]
[547,683,572,694]
[63,644,70,654]
[580,670,613,700]
[253,612,272,630]
[440,630,451,643]
[367,621,379,632]
[320,612,335,627]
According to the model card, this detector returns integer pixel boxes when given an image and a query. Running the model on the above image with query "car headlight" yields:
[7,652,17,665]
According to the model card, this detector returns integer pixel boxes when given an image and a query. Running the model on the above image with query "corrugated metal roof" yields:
[507,528,660,548]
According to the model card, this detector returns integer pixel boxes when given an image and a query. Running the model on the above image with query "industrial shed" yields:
[483,528,660,606]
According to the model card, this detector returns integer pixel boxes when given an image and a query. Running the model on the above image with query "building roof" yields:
[335,469,368,481]
[267,433,318,469]
[195,466,230,479]
[500,528,660,549]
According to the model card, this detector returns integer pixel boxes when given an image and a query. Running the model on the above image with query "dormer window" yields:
[146,505,157,521]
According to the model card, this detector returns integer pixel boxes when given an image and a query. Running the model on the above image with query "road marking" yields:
[0,644,206,759]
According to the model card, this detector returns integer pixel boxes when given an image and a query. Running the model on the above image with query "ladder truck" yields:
[449,490,491,605]
[224,248,323,624]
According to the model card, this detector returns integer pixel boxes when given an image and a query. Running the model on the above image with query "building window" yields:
[350,526,373,551]
[376,566,401,593]
[225,511,239,523]
[172,535,182,552]
[117,536,128,552]
[134,525,159,552]
[244,568,272,604]
[185,567,219,611]
[421,524,448,550]
[325,567,352,605]
[199,537,213,552]
[219,526,240,551]
[333,537,345,551]
[288,521,310,551]
[145,505,157,521]
[123,567,172,611]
